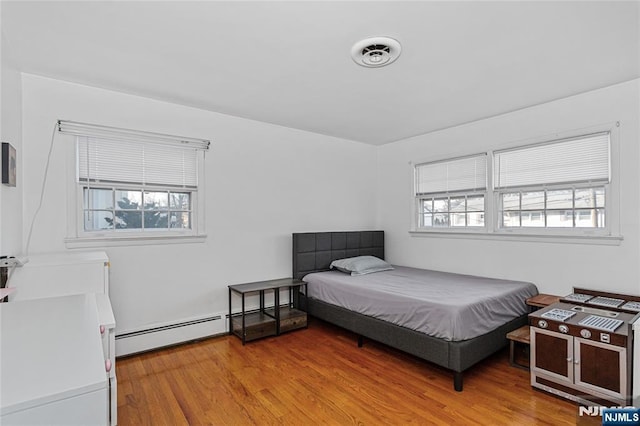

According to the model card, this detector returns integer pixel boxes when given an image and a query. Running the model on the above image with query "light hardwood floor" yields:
[117,319,595,425]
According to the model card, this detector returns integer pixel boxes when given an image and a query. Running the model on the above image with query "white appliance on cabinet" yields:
[1,294,109,425]
[4,251,117,425]
[9,251,110,301]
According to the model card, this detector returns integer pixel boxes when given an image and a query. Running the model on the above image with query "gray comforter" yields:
[303,266,538,341]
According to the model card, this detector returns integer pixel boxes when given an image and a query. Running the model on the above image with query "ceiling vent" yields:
[351,36,402,68]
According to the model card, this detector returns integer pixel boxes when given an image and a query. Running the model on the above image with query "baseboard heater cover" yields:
[116,313,227,356]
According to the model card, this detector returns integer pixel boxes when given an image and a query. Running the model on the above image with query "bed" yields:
[292,230,537,391]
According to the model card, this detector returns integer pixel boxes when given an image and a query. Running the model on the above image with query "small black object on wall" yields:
[2,142,16,187]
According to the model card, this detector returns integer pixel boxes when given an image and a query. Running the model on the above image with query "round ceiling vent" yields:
[351,36,402,68]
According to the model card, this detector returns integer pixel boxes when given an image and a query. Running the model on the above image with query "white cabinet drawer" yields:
[2,388,108,426]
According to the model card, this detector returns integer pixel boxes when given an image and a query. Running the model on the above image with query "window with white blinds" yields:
[77,137,199,188]
[494,132,610,189]
[59,120,210,240]
[415,154,487,195]
[494,132,610,231]
[415,155,487,229]
[412,128,617,237]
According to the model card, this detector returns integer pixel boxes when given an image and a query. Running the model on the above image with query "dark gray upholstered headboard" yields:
[292,231,384,280]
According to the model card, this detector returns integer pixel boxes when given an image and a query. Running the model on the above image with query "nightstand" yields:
[526,293,561,310]
[507,293,561,369]
[228,278,307,345]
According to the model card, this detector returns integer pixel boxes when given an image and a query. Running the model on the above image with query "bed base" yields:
[298,292,528,391]
[291,231,529,392]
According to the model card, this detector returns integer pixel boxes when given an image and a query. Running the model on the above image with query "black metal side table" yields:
[228,278,307,345]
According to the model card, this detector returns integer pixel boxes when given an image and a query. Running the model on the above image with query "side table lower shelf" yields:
[507,325,530,370]
[266,306,307,333]
[231,312,277,342]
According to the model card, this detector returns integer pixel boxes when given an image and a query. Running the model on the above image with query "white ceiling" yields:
[2,1,639,145]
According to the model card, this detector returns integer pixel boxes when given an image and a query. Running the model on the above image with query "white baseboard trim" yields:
[115,312,227,356]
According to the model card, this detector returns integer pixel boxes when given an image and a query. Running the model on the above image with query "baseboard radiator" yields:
[115,313,228,356]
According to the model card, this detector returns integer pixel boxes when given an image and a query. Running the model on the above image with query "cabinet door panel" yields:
[532,329,572,382]
[579,343,620,392]
[575,337,627,400]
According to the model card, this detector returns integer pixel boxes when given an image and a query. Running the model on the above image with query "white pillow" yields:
[330,255,393,276]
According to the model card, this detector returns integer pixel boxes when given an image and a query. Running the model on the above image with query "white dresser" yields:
[5,251,117,425]
[1,294,109,425]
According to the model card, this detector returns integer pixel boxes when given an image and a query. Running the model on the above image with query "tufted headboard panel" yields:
[292,231,384,280]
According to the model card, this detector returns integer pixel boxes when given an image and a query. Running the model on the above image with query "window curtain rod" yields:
[57,120,210,151]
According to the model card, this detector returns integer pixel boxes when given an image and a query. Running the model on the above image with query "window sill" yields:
[65,233,207,249]
[408,230,623,246]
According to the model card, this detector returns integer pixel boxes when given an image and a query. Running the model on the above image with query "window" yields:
[83,188,192,231]
[415,154,487,229]
[413,129,616,240]
[500,187,605,228]
[419,195,485,227]
[59,121,209,244]
[494,132,609,231]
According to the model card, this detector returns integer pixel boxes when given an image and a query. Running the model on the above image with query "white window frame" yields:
[494,183,609,235]
[61,122,208,248]
[416,192,487,229]
[410,122,622,245]
[412,153,488,233]
[80,185,195,233]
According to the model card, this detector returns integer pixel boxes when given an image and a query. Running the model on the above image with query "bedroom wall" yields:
[20,74,377,350]
[0,30,23,257]
[377,79,640,297]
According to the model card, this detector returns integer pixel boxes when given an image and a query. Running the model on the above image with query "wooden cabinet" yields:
[529,296,636,405]
[228,278,307,344]
[532,327,628,402]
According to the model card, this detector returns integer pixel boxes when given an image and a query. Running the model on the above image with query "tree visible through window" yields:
[84,188,191,231]
[58,120,209,240]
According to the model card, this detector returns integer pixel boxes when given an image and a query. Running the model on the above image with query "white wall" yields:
[17,72,640,350]
[377,79,640,296]
[0,30,23,257]
[21,74,377,339]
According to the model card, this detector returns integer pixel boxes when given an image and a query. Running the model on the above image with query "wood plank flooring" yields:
[117,319,596,425]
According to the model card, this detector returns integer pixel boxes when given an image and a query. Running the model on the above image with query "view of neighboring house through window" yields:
[415,154,487,229]
[494,132,609,231]
[420,195,485,227]
[500,187,605,228]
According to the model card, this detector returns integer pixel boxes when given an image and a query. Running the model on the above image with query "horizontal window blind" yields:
[77,137,199,188]
[494,132,610,189]
[59,120,210,150]
[415,154,487,195]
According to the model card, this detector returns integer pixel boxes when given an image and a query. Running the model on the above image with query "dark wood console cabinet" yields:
[529,288,639,406]
[531,325,630,404]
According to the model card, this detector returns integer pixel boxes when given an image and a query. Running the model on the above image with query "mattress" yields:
[303,266,538,341]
